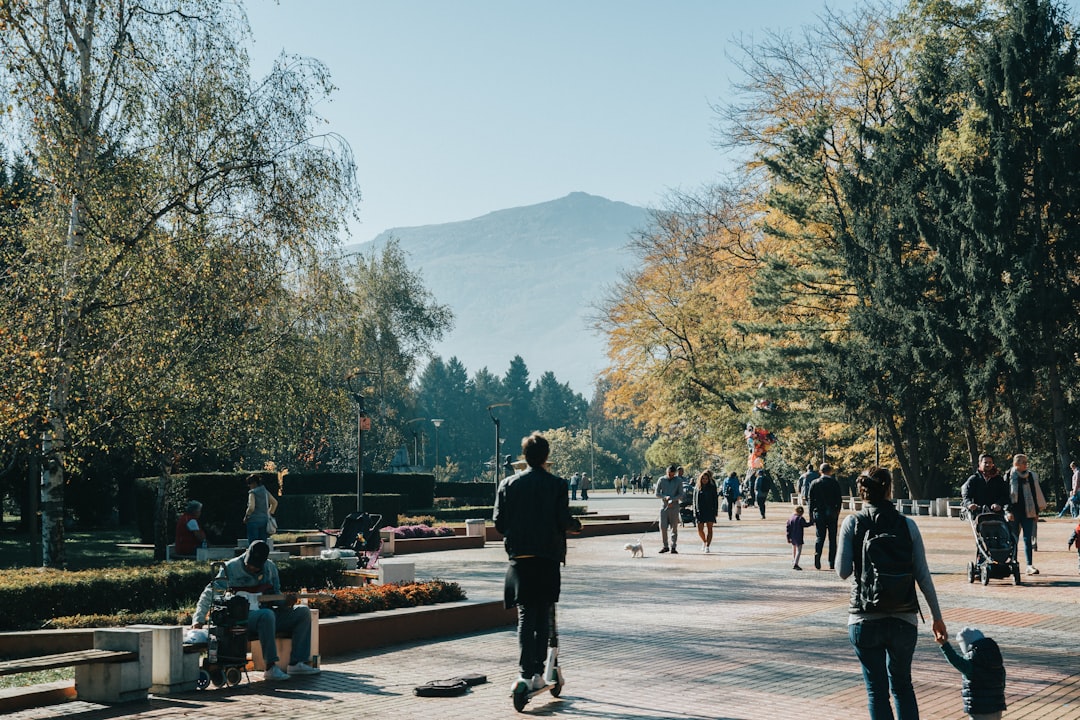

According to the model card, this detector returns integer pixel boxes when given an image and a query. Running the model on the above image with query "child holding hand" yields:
[785,506,812,570]
[937,627,1006,720]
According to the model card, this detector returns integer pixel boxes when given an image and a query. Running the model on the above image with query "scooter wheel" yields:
[550,680,563,697]
[196,670,211,690]
[225,666,243,686]
[513,687,529,712]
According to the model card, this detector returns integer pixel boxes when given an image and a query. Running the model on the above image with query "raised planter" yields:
[483,519,656,542]
[318,600,515,657]
[391,534,485,554]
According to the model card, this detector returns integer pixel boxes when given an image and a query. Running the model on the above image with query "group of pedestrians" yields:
[568,472,591,501]
[961,452,1047,575]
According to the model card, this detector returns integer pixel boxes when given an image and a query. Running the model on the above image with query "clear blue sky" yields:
[243,0,873,241]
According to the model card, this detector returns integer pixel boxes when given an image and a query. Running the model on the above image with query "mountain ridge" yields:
[349,192,650,394]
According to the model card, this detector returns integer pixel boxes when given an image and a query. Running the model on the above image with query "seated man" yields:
[192,540,319,681]
[173,500,207,557]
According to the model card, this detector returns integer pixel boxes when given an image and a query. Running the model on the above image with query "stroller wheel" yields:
[1012,564,1022,585]
[196,669,211,690]
[225,666,243,686]
[967,562,976,584]
[209,668,226,687]
[981,564,990,586]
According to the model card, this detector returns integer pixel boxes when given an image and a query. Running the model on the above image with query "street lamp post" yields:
[487,402,511,484]
[405,417,426,468]
[347,369,373,513]
[431,419,444,480]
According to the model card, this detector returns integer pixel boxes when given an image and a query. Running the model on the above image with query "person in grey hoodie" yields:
[655,464,685,554]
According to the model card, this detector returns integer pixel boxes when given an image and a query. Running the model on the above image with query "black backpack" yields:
[853,508,920,614]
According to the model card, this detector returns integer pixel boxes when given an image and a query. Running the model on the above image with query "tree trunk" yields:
[1047,360,1071,497]
[40,0,99,567]
[883,410,923,499]
[952,369,980,469]
[1002,375,1024,455]
[153,458,171,562]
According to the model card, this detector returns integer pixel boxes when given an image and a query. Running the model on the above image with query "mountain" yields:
[352,192,650,394]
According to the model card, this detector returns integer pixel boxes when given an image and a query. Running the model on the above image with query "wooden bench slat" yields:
[0,650,137,677]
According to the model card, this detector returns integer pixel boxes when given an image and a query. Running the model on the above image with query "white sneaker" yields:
[512,676,531,693]
[705,545,711,553]
[531,673,546,691]
[263,665,290,681]
[1026,566,1040,575]
[287,662,320,675]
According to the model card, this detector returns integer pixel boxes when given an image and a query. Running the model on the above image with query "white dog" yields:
[624,541,645,558]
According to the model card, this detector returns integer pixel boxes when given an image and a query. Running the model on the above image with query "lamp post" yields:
[431,419,444,480]
[405,417,426,467]
[347,369,373,513]
[487,402,511,484]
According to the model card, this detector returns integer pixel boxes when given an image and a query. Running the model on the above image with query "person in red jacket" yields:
[174,500,207,556]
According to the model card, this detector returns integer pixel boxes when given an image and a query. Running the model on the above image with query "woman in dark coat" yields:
[693,470,719,553]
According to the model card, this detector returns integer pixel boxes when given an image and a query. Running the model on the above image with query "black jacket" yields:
[961,472,1010,512]
[943,639,1007,715]
[494,466,581,563]
[808,475,843,522]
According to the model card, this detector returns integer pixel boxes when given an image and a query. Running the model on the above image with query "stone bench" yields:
[0,628,151,703]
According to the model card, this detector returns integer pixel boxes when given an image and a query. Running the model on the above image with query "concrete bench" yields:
[895,499,913,514]
[914,500,932,516]
[0,628,151,703]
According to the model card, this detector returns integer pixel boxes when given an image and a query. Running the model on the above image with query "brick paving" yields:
[8,493,1080,719]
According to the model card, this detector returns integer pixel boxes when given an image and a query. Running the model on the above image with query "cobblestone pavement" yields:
[9,493,1080,719]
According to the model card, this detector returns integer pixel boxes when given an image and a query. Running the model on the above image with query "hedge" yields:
[279,493,401,531]
[434,481,496,503]
[432,506,495,522]
[134,471,277,544]
[285,472,434,511]
[0,559,346,632]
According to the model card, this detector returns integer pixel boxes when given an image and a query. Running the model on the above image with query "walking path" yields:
[9,492,1079,719]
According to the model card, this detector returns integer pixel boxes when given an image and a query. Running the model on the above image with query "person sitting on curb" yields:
[192,540,319,681]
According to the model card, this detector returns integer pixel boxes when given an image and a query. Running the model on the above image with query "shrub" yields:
[432,506,495,522]
[308,580,465,618]
[397,515,435,527]
[284,472,435,511]
[383,525,455,539]
[0,559,347,631]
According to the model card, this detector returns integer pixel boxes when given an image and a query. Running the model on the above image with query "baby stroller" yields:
[195,563,251,689]
[324,512,383,569]
[966,511,1021,586]
[679,484,696,526]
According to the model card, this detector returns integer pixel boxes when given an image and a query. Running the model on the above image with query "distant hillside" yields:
[350,192,649,394]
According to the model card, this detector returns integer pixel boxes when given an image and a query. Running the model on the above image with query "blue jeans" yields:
[849,617,919,720]
[246,516,269,544]
[248,605,313,667]
[1012,515,1035,566]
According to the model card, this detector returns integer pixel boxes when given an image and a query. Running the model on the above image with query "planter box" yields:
[391,535,485,554]
[483,519,656,542]
[318,600,515,658]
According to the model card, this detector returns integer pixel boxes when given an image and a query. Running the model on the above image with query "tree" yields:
[0,0,358,565]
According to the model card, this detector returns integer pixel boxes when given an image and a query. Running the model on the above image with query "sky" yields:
[242,0,871,242]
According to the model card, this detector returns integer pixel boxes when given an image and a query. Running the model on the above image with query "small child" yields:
[937,627,1007,720]
[785,506,812,570]
[1068,520,1080,574]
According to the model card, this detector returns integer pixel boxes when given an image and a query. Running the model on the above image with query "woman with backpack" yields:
[837,467,948,720]
[721,472,741,520]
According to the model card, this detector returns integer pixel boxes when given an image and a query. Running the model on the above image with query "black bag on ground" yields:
[413,673,487,697]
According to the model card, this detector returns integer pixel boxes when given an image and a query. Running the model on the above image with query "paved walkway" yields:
[9,492,1080,719]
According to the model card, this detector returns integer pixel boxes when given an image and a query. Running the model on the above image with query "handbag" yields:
[721,498,730,513]
[266,514,278,535]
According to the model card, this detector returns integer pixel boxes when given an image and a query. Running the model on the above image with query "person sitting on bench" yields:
[174,500,208,557]
[191,540,319,681]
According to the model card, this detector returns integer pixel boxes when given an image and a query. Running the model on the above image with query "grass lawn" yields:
[0,527,157,571]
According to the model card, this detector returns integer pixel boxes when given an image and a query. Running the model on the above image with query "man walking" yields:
[579,472,591,501]
[808,462,843,570]
[797,463,819,504]
[569,472,579,501]
[655,464,685,554]
[494,432,582,693]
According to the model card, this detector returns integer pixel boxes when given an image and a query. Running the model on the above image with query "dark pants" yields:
[814,514,838,567]
[517,603,552,677]
[581,489,588,500]
[849,617,919,720]
[756,496,767,519]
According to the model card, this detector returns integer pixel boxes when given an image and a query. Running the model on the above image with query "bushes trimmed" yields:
[0,559,347,632]
[434,481,496,506]
[285,472,435,511]
[383,525,455,539]
[308,580,465,618]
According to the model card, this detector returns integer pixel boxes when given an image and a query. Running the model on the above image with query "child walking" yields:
[1068,520,1080,574]
[936,627,1007,720]
[785,506,812,570]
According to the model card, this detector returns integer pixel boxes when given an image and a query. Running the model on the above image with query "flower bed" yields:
[308,580,464,617]
[383,524,456,539]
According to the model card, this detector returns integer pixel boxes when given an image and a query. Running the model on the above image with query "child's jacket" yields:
[941,638,1007,715]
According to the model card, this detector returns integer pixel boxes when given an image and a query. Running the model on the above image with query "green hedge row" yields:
[279,493,401,530]
[432,506,495,521]
[134,472,278,544]
[0,560,346,632]
[434,481,496,502]
[285,472,434,511]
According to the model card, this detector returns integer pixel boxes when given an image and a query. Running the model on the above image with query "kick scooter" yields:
[511,604,563,712]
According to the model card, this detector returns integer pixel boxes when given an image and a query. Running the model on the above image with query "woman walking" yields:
[721,472,742,520]
[838,467,947,720]
[693,470,719,553]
